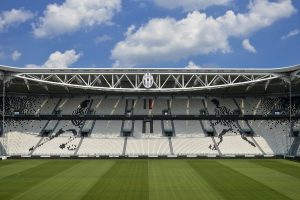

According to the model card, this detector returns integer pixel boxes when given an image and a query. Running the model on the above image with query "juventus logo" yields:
[142,73,154,89]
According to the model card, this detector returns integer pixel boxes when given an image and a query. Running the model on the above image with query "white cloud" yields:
[281,29,299,40]
[217,0,297,37]
[185,61,218,69]
[185,61,201,69]
[112,0,296,66]
[0,8,34,31]
[153,0,231,11]
[33,0,121,38]
[112,12,230,66]
[125,25,136,37]
[26,49,82,68]
[242,39,256,53]
[95,35,112,44]
[11,50,22,61]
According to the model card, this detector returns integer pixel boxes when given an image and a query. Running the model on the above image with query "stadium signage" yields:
[142,73,154,89]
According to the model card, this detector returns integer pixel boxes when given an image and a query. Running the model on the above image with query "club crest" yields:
[142,73,154,88]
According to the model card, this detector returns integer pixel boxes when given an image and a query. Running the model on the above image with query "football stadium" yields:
[0,64,300,199]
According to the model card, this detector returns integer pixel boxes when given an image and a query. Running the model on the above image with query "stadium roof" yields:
[0,64,300,94]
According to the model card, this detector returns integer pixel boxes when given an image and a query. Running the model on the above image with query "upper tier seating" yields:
[59,98,86,115]
[91,97,126,115]
[235,97,263,115]
[133,99,150,115]
[189,98,206,115]
[6,120,46,134]
[37,97,59,115]
[212,120,239,136]
[151,99,168,115]
[53,120,81,134]
[2,96,299,116]
[173,120,205,137]
[91,120,122,137]
[206,97,238,115]
[170,98,189,115]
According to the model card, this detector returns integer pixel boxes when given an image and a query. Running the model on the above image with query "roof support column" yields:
[2,75,7,156]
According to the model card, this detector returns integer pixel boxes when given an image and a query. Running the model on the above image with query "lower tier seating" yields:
[126,138,170,155]
[77,137,124,156]
[0,119,295,156]
[172,137,217,155]
[217,135,262,155]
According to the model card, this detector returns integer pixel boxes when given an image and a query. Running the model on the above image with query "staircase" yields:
[288,137,300,156]
[211,137,222,156]
[74,137,84,156]
[251,137,266,155]
[201,99,217,136]
[168,137,174,155]
[0,140,7,156]
[122,137,128,155]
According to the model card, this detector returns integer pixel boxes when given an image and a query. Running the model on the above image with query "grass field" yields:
[0,159,300,200]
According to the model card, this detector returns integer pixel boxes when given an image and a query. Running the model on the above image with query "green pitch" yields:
[0,159,300,200]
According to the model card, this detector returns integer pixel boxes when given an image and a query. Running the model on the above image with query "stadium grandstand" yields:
[0,64,300,158]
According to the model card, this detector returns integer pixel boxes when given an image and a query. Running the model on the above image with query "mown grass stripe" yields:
[251,159,300,180]
[0,160,49,180]
[81,160,149,200]
[189,160,289,200]
[148,160,223,200]
[0,160,80,200]
[11,160,116,200]
[219,159,300,200]
[0,159,298,200]
[0,160,21,168]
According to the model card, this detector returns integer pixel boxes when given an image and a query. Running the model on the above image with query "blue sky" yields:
[0,0,299,69]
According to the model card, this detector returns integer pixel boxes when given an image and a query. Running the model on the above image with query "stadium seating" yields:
[35,97,59,114]
[32,136,80,156]
[172,137,217,155]
[173,120,205,137]
[91,120,122,137]
[249,120,290,155]
[77,137,124,156]
[217,135,262,155]
[126,138,170,156]
[151,99,168,115]
[0,96,297,157]
[91,97,126,115]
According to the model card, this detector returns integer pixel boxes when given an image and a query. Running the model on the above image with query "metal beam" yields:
[13,72,281,92]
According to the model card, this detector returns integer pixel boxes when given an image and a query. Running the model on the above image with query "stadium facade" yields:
[0,64,300,158]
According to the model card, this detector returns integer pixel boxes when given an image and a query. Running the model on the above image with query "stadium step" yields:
[122,137,128,155]
[168,137,174,155]
[52,98,62,115]
[251,137,266,155]
[29,136,45,155]
[245,121,256,136]
[89,120,96,135]
[0,140,7,156]
[288,137,300,156]
[74,137,84,156]
[233,98,242,113]
[211,137,222,156]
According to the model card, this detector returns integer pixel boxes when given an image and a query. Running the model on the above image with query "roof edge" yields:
[0,64,299,74]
